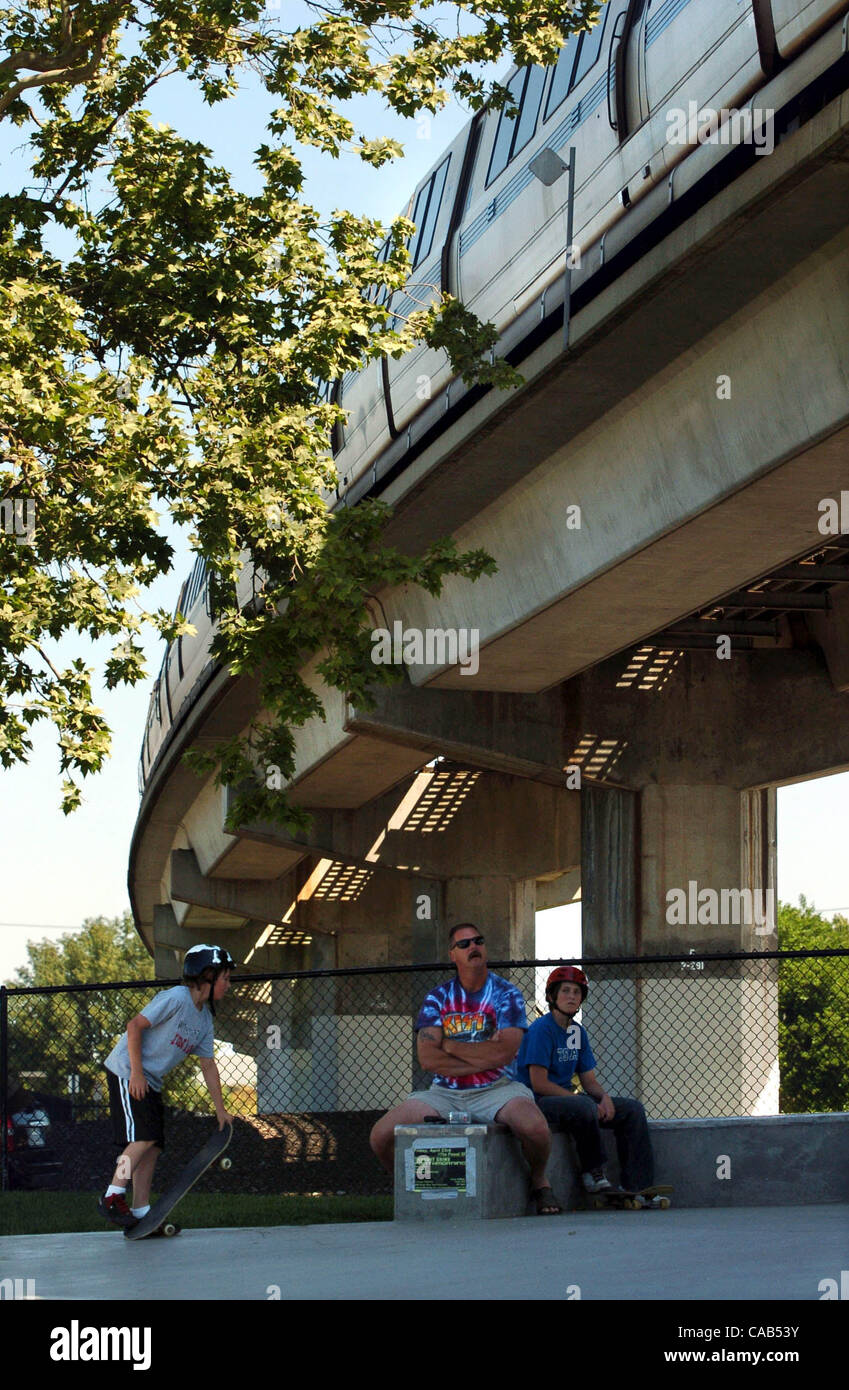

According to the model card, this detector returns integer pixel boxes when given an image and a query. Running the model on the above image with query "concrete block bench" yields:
[393,1112,849,1221]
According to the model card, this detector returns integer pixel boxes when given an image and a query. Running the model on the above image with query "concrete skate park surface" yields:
[2,1205,846,1301]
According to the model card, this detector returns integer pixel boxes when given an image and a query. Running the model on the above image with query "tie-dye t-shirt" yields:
[415,972,529,1090]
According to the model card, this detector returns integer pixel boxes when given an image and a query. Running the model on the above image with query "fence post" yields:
[1,985,8,1192]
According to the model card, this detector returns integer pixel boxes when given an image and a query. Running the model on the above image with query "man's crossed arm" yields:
[416,1025,523,1075]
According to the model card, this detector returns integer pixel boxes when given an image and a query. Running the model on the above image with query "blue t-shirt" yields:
[516,1013,596,1092]
[415,972,528,1091]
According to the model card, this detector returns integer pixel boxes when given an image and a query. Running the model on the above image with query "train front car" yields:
[331,0,849,509]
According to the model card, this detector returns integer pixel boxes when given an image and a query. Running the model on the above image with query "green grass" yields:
[0,1191,393,1237]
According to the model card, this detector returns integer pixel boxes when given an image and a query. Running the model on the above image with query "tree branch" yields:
[0,35,109,119]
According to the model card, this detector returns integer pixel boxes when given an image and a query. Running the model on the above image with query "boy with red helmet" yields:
[516,964,657,1201]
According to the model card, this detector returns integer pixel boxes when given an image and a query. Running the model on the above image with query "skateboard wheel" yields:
[163,1223,177,1237]
[658,1198,671,1209]
[624,1198,640,1210]
[220,1156,232,1170]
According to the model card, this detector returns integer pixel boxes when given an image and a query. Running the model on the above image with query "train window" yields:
[512,65,546,156]
[407,157,450,269]
[179,557,208,616]
[487,66,545,187]
[487,71,524,185]
[544,2,610,121]
[571,3,610,90]
[406,181,431,268]
[544,34,581,120]
[370,237,394,307]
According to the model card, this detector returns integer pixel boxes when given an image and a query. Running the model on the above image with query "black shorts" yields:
[107,1070,165,1151]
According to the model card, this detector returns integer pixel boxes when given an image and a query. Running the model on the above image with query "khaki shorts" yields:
[406,1077,536,1124]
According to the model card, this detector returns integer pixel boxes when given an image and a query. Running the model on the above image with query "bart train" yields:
[139,0,849,790]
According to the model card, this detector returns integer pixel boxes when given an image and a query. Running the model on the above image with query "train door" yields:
[771,1,849,58]
[600,0,668,222]
[643,0,767,173]
[385,132,468,436]
[609,0,651,136]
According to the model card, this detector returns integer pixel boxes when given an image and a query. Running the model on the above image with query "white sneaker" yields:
[581,1170,612,1194]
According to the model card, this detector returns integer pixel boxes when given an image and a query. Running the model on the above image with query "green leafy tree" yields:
[0,0,599,825]
[6,913,152,1112]
[778,898,849,1113]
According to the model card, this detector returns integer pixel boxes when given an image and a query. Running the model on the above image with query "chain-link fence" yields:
[2,950,847,1196]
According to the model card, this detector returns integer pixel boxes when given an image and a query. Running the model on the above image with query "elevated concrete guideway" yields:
[263,91,849,818]
[131,87,849,1007]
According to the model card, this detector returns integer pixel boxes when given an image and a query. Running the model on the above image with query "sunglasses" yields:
[452,935,485,950]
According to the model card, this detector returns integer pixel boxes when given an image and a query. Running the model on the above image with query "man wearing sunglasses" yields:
[369,923,561,1214]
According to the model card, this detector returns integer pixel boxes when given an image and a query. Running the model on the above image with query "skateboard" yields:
[125,1123,233,1240]
[586,1184,672,1211]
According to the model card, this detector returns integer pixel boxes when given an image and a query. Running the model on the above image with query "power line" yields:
[0,921,99,930]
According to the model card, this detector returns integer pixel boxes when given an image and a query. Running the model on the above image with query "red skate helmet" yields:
[545,965,588,1009]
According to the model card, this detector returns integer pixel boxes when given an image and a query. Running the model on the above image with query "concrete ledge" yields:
[647,1114,849,1207]
[394,1113,849,1220]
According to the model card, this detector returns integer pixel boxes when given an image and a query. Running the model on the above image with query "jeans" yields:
[537,1094,654,1190]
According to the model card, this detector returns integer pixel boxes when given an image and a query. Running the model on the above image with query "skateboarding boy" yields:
[516,965,662,1206]
[98,943,236,1234]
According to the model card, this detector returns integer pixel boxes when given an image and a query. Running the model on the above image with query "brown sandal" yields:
[530,1185,562,1215]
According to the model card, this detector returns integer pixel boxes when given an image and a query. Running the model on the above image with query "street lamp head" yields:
[529,148,569,186]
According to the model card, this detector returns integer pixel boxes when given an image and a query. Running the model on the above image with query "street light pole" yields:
[528,144,577,350]
[563,146,577,351]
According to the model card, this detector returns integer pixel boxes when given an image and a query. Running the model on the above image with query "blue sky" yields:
[1,16,847,982]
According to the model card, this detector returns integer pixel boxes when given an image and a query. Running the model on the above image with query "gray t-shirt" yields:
[105,985,214,1091]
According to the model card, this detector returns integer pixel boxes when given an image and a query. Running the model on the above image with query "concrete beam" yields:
[229,764,580,882]
[345,683,574,786]
[151,902,251,958]
[285,657,431,809]
[566,647,849,789]
[808,583,849,693]
[170,848,304,925]
[151,900,332,976]
[131,95,849,954]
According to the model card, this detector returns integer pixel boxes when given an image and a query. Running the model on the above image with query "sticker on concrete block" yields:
[405,1138,476,1196]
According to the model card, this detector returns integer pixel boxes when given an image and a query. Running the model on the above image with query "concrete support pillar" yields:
[639,784,776,952]
[410,878,443,1092]
[258,973,306,1113]
[579,786,639,1099]
[153,944,181,978]
[740,788,779,1115]
[579,783,778,1116]
[279,864,430,1113]
[411,878,443,963]
[443,877,536,961]
[581,786,638,956]
[637,784,778,1117]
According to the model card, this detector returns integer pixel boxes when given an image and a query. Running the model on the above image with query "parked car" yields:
[5,1098,63,1190]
